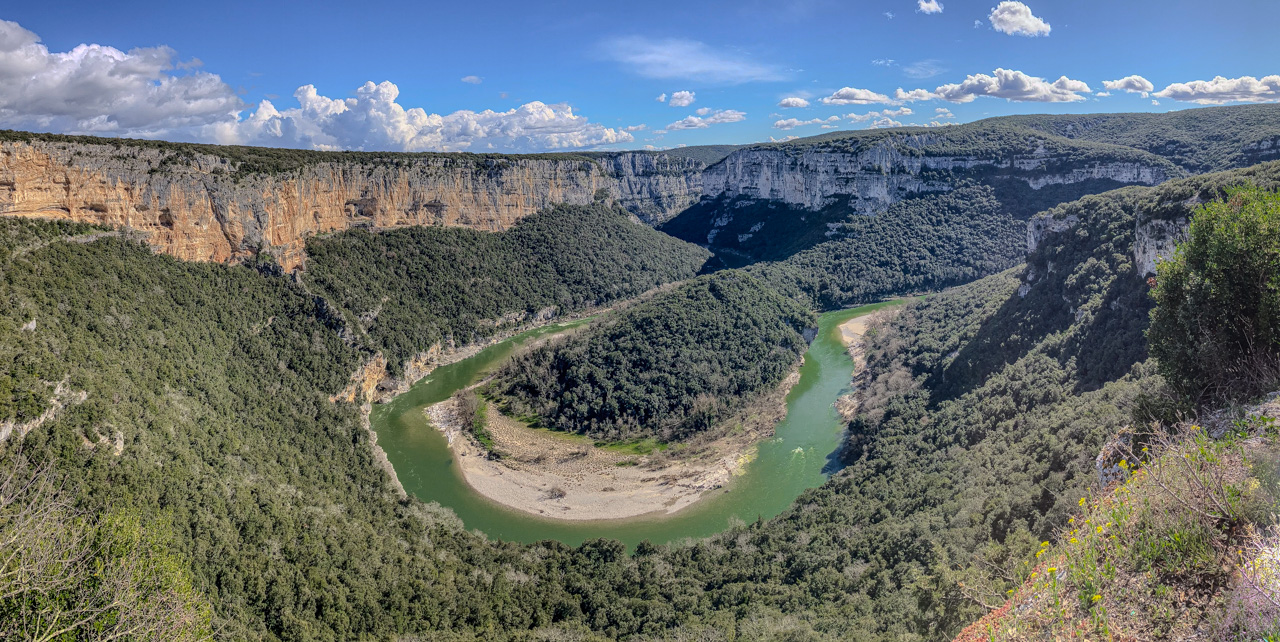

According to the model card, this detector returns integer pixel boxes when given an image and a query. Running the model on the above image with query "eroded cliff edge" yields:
[0,139,704,269]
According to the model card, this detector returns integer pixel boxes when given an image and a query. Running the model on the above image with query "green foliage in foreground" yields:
[303,202,710,375]
[1150,186,1280,402]
[0,455,213,641]
[487,271,816,441]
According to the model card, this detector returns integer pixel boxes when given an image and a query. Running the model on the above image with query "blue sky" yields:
[1,0,1278,152]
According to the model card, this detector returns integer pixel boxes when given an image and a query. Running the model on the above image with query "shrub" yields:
[1149,186,1280,402]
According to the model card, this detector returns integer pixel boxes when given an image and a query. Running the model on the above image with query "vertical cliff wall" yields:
[0,140,704,270]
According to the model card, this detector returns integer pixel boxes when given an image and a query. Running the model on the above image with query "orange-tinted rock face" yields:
[0,140,704,270]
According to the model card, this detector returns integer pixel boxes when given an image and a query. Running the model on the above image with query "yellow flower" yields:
[1078,497,1087,507]
[1096,526,1104,534]
[1035,550,1044,558]
[1069,537,1078,544]
[1119,459,1129,468]
[1046,567,1057,573]
[1069,517,1075,524]
[1041,541,1050,548]
[1091,594,1101,603]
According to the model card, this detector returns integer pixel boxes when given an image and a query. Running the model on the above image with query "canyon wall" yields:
[0,140,704,270]
[701,135,1174,213]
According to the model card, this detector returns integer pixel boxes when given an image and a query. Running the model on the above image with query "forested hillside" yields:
[1007,103,1280,173]
[662,105,1280,313]
[487,271,816,441]
[303,202,710,375]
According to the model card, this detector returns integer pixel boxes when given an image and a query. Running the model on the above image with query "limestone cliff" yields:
[701,135,1174,213]
[0,139,703,270]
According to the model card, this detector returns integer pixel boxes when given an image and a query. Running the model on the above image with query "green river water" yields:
[372,302,897,547]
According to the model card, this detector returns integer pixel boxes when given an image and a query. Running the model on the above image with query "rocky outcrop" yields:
[701,137,1172,213]
[0,140,704,270]
[1133,216,1189,276]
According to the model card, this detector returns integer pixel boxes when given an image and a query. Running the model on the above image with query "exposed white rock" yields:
[1133,217,1189,276]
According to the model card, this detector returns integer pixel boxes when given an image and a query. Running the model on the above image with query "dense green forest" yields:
[486,271,816,441]
[303,202,710,375]
[1006,103,1280,173]
[662,184,1027,308]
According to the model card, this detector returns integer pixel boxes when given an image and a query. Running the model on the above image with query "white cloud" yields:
[885,11,895,19]
[669,90,696,107]
[625,124,648,131]
[868,117,903,129]
[988,1,1051,37]
[0,20,631,153]
[221,81,632,152]
[1152,99,1161,106]
[895,87,937,102]
[917,0,943,14]
[656,93,667,102]
[934,107,954,118]
[666,109,746,130]
[1102,75,1154,97]
[903,60,946,80]
[820,86,892,105]
[769,135,800,142]
[1094,91,1111,97]
[695,107,711,115]
[0,19,243,136]
[1154,75,1280,104]
[933,68,1089,102]
[777,96,810,108]
[846,108,912,123]
[973,19,983,28]
[601,36,786,84]
[773,115,840,130]
[461,75,483,84]
[872,58,896,67]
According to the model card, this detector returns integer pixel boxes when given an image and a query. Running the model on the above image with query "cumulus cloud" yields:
[625,124,648,131]
[868,117,903,129]
[932,68,1089,102]
[773,115,840,130]
[1154,75,1280,104]
[219,81,633,152]
[669,90,696,107]
[656,93,667,102]
[460,75,483,84]
[601,36,786,83]
[934,107,954,118]
[0,20,631,153]
[846,108,912,123]
[988,1,1051,36]
[777,96,810,108]
[665,109,746,130]
[821,86,891,105]
[917,0,943,13]
[1103,75,1154,97]
[695,107,711,115]
[0,19,243,136]
[895,87,937,102]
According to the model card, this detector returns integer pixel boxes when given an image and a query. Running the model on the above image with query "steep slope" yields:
[302,201,710,381]
[0,131,708,269]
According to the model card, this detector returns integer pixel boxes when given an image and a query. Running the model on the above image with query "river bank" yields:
[424,368,799,521]
[371,303,893,546]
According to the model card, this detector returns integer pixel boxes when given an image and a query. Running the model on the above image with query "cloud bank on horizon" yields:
[0,3,1277,153]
